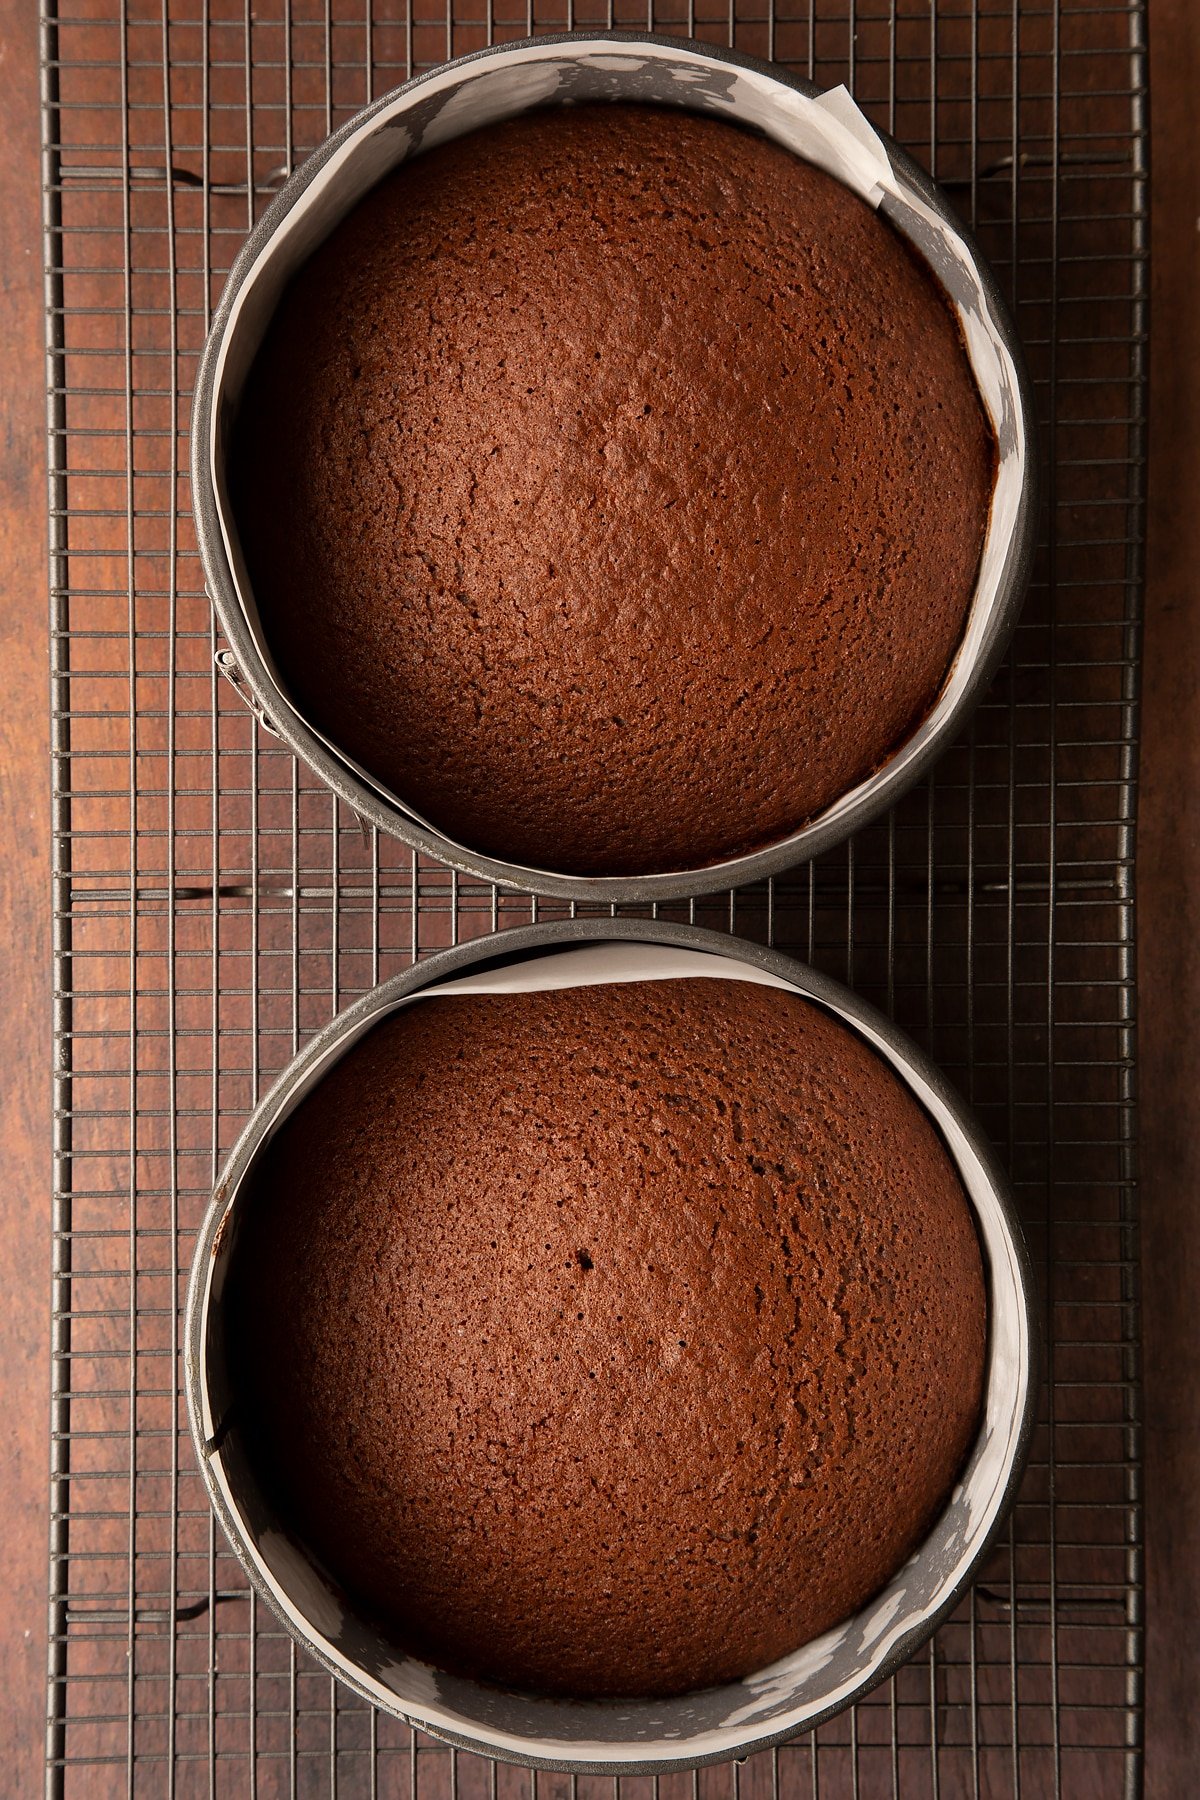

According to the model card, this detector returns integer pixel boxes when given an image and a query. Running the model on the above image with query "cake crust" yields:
[233,104,995,876]
[233,979,987,1698]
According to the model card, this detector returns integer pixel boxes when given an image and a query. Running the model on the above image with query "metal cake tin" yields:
[191,32,1038,905]
[185,918,1038,1773]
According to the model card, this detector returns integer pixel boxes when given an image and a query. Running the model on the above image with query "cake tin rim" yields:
[184,917,1040,1773]
[190,31,1039,904]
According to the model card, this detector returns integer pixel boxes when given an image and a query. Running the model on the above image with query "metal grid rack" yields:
[41,1,1146,1794]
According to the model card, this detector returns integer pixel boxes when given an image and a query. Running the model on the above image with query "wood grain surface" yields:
[1141,0,1200,1790]
[0,0,1195,1790]
[0,1,52,1796]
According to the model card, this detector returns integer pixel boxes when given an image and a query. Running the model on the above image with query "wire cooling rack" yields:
[41,1,1146,1794]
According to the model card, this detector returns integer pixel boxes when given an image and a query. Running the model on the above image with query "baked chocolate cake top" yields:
[233,104,995,877]
[232,978,987,1698]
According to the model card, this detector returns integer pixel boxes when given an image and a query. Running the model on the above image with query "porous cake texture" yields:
[233,978,986,1698]
[234,104,995,876]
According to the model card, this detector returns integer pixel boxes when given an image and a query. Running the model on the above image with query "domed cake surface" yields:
[232,977,987,1698]
[233,104,995,876]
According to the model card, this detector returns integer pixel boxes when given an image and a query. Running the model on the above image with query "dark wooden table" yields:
[1137,0,1200,1786]
[1,1,1195,1791]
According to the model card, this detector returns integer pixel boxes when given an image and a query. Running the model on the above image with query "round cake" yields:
[231,977,987,1698]
[233,104,995,878]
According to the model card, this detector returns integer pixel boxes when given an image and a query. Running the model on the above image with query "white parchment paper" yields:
[195,939,1032,1765]
[206,41,1028,887]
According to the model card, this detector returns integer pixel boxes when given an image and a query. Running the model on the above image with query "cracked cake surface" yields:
[232,103,995,877]
[232,978,987,1698]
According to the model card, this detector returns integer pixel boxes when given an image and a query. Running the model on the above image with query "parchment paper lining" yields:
[195,941,1032,1765]
[206,40,1027,887]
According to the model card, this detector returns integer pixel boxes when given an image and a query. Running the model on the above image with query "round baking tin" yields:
[191,32,1037,905]
[186,918,1038,1773]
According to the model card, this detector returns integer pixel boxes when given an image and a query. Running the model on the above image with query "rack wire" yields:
[42,1,1146,1794]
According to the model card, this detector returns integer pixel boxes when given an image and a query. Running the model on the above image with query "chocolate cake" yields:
[232,978,987,1699]
[232,104,995,878]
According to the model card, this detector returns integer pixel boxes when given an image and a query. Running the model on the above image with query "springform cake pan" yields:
[185,917,1038,1773]
[191,32,1037,905]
